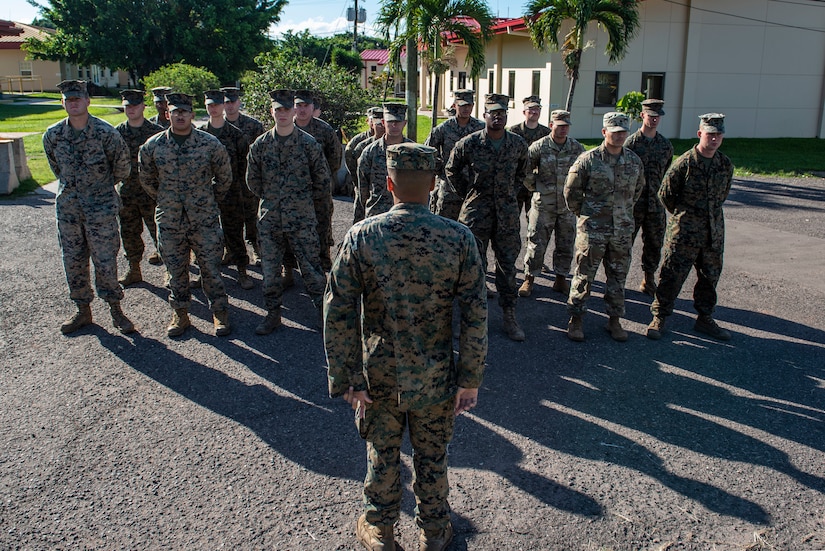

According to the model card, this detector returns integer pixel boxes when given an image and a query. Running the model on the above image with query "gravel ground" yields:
[1,175,823,550]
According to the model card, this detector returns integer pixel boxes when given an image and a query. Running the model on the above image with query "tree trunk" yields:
[565,76,577,112]
[405,37,418,141]
[431,72,440,132]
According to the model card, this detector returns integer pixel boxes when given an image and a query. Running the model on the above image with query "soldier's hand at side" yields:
[454,387,478,416]
[343,387,372,419]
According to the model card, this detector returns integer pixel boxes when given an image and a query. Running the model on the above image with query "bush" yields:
[240,51,376,137]
[142,63,221,108]
[616,91,645,123]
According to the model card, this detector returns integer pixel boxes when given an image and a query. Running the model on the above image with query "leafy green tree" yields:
[331,48,364,74]
[143,63,221,109]
[616,90,645,123]
[240,51,374,137]
[23,0,284,84]
[275,30,388,67]
[524,0,641,111]
[376,0,494,130]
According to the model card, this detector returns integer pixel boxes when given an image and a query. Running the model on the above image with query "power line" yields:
[661,0,825,34]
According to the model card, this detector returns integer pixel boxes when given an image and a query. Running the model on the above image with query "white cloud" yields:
[269,16,379,40]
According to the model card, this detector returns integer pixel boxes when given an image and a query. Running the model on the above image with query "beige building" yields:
[427,0,825,139]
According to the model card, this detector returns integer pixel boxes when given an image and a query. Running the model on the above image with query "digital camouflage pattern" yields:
[227,112,266,250]
[356,136,415,221]
[116,118,163,261]
[43,115,131,305]
[351,135,379,222]
[246,127,330,310]
[198,120,250,268]
[652,146,734,318]
[345,128,372,178]
[521,134,585,277]
[446,129,528,308]
[564,144,645,316]
[424,116,485,220]
[139,128,232,312]
[148,114,170,129]
[624,129,674,274]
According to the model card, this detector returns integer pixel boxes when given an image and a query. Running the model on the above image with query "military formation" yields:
[47,80,735,551]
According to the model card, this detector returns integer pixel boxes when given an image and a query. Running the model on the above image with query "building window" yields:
[371,65,377,73]
[641,72,665,100]
[449,70,455,92]
[19,61,33,76]
[458,71,467,89]
[488,70,494,94]
[507,71,516,101]
[594,71,619,107]
[531,71,541,96]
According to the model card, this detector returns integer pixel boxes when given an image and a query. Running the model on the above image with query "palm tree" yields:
[376,0,495,132]
[524,0,641,112]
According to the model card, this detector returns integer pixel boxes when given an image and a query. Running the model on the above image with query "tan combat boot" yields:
[552,274,570,295]
[167,308,191,337]
[213,309,231,336]
[647,315,666,340]
[282,265,295,289]
[61,304,93,334]
[639,271,657,296]
[356,514,395,551]
[109,302,135,334]
[237,266,254,290]
[419,523,453,551]
[502,306,525,341]
[606,316,628,342]
[518,274,534,297]
[567,315,584,342]
[118,259,142,287]
[255,309,282,335]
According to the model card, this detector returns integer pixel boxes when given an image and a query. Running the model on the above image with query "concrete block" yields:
[0,140,21,195]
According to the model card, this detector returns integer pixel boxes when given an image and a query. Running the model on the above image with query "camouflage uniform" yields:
[351,135,379,223]
[324,196,487,534]
[521,134,585,277]
[564,144,645,317]
[446,129,528,308]
[44,114,131,306]
[651,146,734,318]
[226,111,265,253]
[624,128,673,274]
[509,121,550,218]
[139,128,232,312]
[345,128,372,180]
[356,136,415,221]
[148,114,170,129]
[198,119,250,269]
[246,127,331,311]
[425,116,485,220]
[116,118,163,262]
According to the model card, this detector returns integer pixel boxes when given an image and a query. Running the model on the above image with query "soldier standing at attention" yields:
[148,87,172,129]
[222,86,265,266]
[425,89,485,220]
[324,143,487,551]
[624,99,674,296]
[43,79,135,335]
[139,93,233,337]
[509,95,551,221]
[115,89,164,288]
[350,110,386,223]
[517,109,585,299]
[646,114,734,341]
[198,90,254,291]
[564,112,645,342]
[446,93,529,342]
[344,106,382,194]
[355,103,414,222]
[246,90,331,335]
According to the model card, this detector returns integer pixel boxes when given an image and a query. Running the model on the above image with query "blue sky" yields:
[5,0,529,39]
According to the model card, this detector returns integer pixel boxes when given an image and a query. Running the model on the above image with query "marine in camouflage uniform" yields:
[624,99,674,296]
[344,106,383,197]
[508,95,551,221]
[564,112,645,342]
[44,80,135,334]
[356,103,414,222]
[223,86,266,264]
[115,89,164,288]
[350,130,383,223]
[518,109,585,299]
[139,93,233,337]
[148,87,171,129]
[647,114,734,342]
[425,89,485,220]
[198,90,253,291]
[324,143,487,551]
[246,89,331,335]
[446,93,529,342]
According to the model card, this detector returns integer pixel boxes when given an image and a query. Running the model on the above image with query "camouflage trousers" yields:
[241,187,259,249]
[359,396,454,533]
[56,194,124,305]
[632,202,666,274]
[516,183,531,222]
[461,204,521,308]
[651,242,723,318]
[522,193,576,277]
[568,231,633,317]
[432,179,462,221]
[259,222,326,310]
[157,212,228,312]
[284,214,332,273]
[218,182,249,268]
[119,190,158,261]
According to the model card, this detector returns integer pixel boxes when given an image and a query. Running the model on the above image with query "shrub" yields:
[142,63,221,108]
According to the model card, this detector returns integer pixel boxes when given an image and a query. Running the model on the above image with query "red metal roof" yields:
[360,49,389,65]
